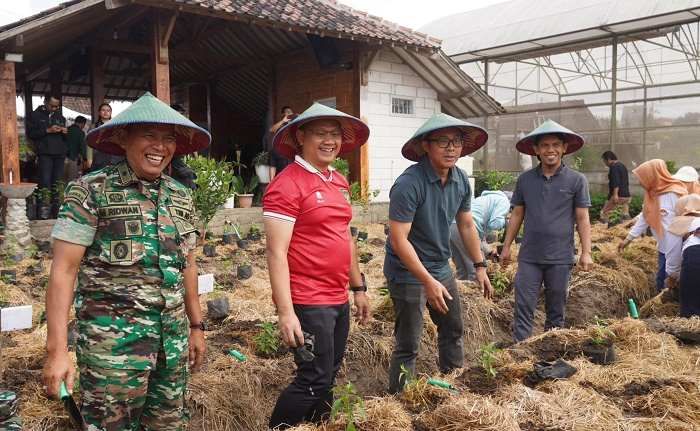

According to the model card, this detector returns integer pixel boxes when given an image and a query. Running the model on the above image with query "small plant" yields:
[331,382,365,431]
[331,158,350,177]
[489,267,511,295]
[53,180,66,203]
[591,316,615,345]
[185,155,235,232]
[253,322,281,356]
[349,181,380,208]
[607,207,624,226]
[223,219,235,235]
[474,170,515,195]
[37,187,52,205]
[232,175,260,195]
[571,156,584,171]
[479,342,501,379]
[252,151,270,166]
[665,160,678,175]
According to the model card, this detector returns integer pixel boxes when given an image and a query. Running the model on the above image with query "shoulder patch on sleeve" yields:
[65,184,89,205]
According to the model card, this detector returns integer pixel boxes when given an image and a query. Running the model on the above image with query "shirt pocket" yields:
[98,238,146,266]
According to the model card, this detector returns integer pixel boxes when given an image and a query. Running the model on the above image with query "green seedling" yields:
[479,342,501,379]
[253,322,280,356]
[489,268,510,295]
[377,287,389,297]
[591,316,615,345]
[331,382,365,431]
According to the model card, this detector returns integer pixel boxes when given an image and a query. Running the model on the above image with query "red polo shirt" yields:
[263,156,352,305]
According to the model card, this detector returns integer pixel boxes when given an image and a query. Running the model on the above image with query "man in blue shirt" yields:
[500,120,592,342]
[384,113,493,393]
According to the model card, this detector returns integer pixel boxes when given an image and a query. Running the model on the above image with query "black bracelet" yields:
[474,261,488,268]
[350,273,367,292]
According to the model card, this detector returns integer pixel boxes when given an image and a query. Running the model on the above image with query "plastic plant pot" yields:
[247,232,262,241]
[238,194,254,208]
[237,264,253,280]
[384,224,389,236]
[350,226,358,237]
[222,233,236,245]
[237,239,250,250]
[203,244,217,257]
[207,297,230,320]
[37,241,51,253]
[357,231,368,241]
[38,205,52,220]
[582,340,616,365]
[359,252,373,264]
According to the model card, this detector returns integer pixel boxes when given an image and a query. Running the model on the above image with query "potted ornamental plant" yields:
[206,289,230,321]
[253,151,272,184]
[222,219,241,245]
[232,175,259,209]
[184,155,235,253]
[582,316,616,365]
[237,256,253,280]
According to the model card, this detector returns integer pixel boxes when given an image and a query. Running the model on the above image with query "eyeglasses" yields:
[428,137,464,149]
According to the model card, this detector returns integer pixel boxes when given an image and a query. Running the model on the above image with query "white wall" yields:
[360,49,442,202]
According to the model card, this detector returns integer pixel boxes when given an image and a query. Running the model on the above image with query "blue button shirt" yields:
[512,164,591,265]
[384,156,471,284]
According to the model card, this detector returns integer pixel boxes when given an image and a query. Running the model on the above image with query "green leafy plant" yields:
[630,195,643,218]
[474,170,515,196]
[232,175,260,195]
[37,187,52,205]
[184,155,235,232]
[570,156,584,171]
[53,180,66,203]
[331,158,350,177]
[248,223,261,238]
[489,268,511,296]
[252,151,270,166]
[253,322,280,356]
[331,382,365,431]
[479,342,501,379]
[349,181,380,208]
[591,316,615,345]
[607,206,624,225]
[588,192,608,221]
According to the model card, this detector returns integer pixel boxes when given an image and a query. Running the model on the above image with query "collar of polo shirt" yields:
[294,155,336,182]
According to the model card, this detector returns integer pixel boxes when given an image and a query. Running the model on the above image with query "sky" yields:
[4,0,505,118]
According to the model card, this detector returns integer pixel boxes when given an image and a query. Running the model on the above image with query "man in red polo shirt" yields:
[263,103,371,429]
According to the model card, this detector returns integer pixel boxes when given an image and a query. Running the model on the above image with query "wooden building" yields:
[0,0,502,199]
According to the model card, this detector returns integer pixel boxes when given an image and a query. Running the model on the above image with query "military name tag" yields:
[168,205,192,221]
[98,204,142,219]
[170,196,191,209]
[109,240,132,263]
[65,184,89,205]
[174,219,197,236]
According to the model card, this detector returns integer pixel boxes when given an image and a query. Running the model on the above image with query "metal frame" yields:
[462,18,700,172]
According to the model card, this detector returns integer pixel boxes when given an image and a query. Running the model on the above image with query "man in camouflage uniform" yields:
[42,92,211,430]
[0,391,21,430]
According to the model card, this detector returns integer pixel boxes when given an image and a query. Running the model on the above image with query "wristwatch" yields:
[189,321,207,331]
[350,273,368,292]
[474,261,488,269]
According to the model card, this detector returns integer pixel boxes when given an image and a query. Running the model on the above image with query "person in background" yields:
[600,151,631,224]
[64,116,87,182]
[384,113,493,394]
[449,190,511,281]
[88,102,124,171]
[672,165,700,194]
[264,103,370,429]
[27,93,68,218]
[501,120,592,343]
[666,194,700,317]
[619,159,688,291]
[269,106,295,180]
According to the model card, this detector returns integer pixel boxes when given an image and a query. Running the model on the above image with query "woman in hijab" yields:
[449,190,511,280]
[666,194,700,317]
[619,159,688,291]
[88,102,125,171]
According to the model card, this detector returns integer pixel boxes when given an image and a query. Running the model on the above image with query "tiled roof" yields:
[171,0,441,50]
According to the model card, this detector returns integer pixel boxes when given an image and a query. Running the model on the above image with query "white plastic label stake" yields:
[197,273,215,295]
[0,305,33,332]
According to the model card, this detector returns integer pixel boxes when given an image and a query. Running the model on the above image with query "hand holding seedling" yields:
[43,350,75,399]
[278,311,304,348]
[578,252,593,271]
[424,277,452,314]
[617,239,631,252]
[499,245,512,267]
[476,267,494,299]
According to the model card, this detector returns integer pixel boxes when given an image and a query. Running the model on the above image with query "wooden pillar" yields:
[0,61,21,184]
[151,10,176,104]
[23,81,32,133]
[90,48,105,123]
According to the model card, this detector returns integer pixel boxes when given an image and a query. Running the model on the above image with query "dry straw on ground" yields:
[416,392,520,431]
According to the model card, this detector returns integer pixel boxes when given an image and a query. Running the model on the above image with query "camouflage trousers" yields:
[80,349,189,431]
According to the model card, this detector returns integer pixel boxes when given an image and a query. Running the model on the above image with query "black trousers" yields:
[680,245,700,317]
[269,303,350,430]
[38,154,65,199]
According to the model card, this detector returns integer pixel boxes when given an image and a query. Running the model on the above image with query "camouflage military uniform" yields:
[52,161,198,431]
[0,391,21,431]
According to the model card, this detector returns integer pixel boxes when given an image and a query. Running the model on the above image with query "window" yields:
[391,98,414,115]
